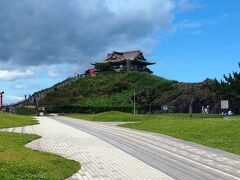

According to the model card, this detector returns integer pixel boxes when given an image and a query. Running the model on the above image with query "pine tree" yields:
[214,63,240,100]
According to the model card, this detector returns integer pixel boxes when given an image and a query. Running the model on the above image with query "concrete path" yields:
[52,116,240,180]
[1,117,171,180]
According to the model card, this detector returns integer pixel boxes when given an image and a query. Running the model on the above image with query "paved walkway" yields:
[1,117,171,180]
[53,116,240,180]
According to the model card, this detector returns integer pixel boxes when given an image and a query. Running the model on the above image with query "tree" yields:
[212,63,240,114]
[214,63,240,100]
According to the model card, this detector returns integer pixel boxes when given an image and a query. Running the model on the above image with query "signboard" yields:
[221,100,229,109]
[162,105,168,111]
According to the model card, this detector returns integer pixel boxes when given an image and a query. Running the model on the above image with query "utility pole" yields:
[189,98,194,118]
[133,91,136,115]
[189,85,195,118]
[34,95,39,115]
[0,91,4,111]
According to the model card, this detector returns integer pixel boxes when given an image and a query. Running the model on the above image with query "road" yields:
[52,116,240,180]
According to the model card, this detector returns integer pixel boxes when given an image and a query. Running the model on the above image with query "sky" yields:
[0,0,240,104]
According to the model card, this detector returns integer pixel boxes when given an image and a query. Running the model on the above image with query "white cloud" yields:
[0,70,33,81]
[177,0,202,11]
[13,83,27,89]
[170,19,202,35]
[175,21,202,29]
[4,95,24,104]
[48,69,62,78]
[0,0,197,69]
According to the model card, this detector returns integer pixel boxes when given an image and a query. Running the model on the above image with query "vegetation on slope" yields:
[43,72,223,113]
[43,72,174,111]
[0,113,80,179]
[213,63,240,113]
[18,63,240,114]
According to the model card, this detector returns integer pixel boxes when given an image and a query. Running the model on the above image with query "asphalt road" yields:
[52,116,240,180]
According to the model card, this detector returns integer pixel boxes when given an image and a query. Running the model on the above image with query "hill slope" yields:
[42,72,174,107]
[22,71,236,113]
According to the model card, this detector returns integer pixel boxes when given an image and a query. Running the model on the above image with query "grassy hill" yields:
[42,72,175,109]
[28,71,229,113]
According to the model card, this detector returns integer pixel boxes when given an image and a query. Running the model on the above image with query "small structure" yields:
[92,50,155,73]
[38,107,45,116]
[221,100,229,110]
[221,100,230,115]
[85,68,97,76]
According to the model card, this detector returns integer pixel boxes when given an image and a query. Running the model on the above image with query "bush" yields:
[46,105,135,114]
[14,107,37,115]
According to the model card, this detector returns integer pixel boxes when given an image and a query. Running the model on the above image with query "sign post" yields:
[221,100,229,109]
[221,100,229,115]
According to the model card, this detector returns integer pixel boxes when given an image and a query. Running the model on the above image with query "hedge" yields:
[46,105,135,114]
[14,107,37,115]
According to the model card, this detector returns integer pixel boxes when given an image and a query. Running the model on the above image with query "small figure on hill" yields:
[202,105,210,114]
[206,105,210,114]
[228,111,234,116]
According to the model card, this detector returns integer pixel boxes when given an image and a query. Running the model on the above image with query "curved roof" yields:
[107,50,143,61]
[92,50,156,66]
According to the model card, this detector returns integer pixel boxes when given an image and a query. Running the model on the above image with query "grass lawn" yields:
[67,112,240,155]
[67,111,158,122]
[0,113,80,179]
[0,113,38,128]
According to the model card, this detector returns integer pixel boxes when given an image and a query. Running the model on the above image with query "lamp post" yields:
[0,91,4,111]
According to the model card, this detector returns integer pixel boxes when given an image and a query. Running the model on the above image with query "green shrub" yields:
[14,107,36,115]
[46,105,134,114]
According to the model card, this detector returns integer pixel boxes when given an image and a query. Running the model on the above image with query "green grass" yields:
[0,113,38,128]
[67,111,154,122]
[44,71,174,107]
[0,113,80,179]
[67,112,240,155]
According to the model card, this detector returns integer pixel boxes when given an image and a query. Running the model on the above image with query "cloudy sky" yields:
[0,0,240,104]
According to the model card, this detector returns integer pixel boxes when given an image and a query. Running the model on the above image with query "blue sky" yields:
[0,0,240,104]
[150,1,240,81]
